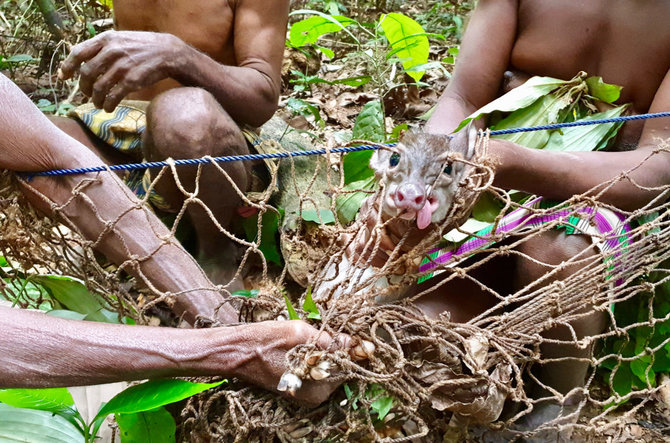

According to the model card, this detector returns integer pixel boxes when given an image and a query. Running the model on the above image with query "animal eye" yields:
[443,162,453,175]
[389,153,400,167]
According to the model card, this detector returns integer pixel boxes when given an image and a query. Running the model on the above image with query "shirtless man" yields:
[53,0,290,291]
[404,0,670,406]
[0,73,355,405]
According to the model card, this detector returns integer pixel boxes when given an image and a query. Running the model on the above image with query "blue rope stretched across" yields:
[26,111,670,178]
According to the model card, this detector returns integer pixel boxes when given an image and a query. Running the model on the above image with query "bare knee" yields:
[144,87,248,161]
[515,230,595,288]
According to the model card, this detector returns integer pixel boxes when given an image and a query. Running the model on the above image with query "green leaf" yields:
[492,93,573,149]
[630,358,655,386]
[6,54,37,63]
[300,209,336,225]
[455,76,567,132]
[352,99,385,143]
[302,287,321,320]
[45,309,88,321]
[2,278,52,309]
[289,10,359,46]
[371,395,394,421]
[0,256,8,266]
[116,407,176,443]
[379,13,429,82]
[611,363,634,397]
[94,380,224,426]
[586,76,622,104]
[388,123,408,143]
[241,210,282,266]
[343,150,375,184]
[544,105,629,152]
[471,192,502,223]
[0,388,75,414]
[335,176,377,224]
[30,275,116,323]
[284,295,300,320]
[315,45,335,59]
[0,403,85,443]
[232,289,260,298]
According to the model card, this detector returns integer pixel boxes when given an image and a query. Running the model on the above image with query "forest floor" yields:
[2,0,670,441]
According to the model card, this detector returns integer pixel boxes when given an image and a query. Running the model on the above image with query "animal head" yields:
[369,123,478,229]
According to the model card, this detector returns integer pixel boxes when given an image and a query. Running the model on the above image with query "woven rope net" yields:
[2,122,670,442]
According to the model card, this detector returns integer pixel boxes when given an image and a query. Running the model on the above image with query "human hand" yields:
[221,320,370,406]
[59,30,186,112]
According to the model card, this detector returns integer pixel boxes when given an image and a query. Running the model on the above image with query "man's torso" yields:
[111,0,237,99]
[513,1,670,117]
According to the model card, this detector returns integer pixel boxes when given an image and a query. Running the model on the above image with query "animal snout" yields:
[393,183,426,210]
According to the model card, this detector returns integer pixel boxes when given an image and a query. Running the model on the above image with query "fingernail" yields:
[306,351,323,366]
[352,340,375,360]
[309,360,331,380]
[277,372,302,395]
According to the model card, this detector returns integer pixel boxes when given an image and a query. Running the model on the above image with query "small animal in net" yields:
[313,122,483,305]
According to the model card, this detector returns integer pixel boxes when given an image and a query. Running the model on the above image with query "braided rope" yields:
[26,111,670,178]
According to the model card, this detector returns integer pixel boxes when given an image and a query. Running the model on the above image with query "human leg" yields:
[143,87,251,288]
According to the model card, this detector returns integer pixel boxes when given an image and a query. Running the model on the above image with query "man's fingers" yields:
[59,37,104,81]
[314,331,374,361]
[102,83,130,113]
[91,61,127,109]
[79,49,123,99]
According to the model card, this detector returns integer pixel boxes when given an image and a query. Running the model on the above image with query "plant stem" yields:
[34,0,64,40]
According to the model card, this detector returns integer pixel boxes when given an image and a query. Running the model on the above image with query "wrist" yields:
[165,34,192,80]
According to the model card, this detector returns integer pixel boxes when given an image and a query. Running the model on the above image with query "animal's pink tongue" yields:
[417,200,438,230]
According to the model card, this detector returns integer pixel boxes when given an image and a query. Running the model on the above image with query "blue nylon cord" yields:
[25,111,670,178]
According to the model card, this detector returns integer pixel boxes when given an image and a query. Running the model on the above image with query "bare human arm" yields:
[0,73,233,325]
[425,0,519,135]
[58,0,289,127]
[426,0,670,210]
[0,307,349,405]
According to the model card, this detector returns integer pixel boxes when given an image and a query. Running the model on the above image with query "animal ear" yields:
[450,120,478,160]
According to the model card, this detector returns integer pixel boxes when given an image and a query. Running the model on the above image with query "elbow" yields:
[249,97,278,127]
[246,75,280,127]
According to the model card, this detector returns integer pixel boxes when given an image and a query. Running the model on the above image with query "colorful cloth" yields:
[69,101,173,211]
[69,101,271,212]
[418,197,633,285]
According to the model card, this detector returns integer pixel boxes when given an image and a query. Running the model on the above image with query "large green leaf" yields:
[343,150,375,184]
[302,287,321,320]
[544,105,629,152]
[300,209,336,225]
[289,15,357,47]
[1,278,53,309]
[492,93,574,149]
[30,275,114,323]
[379,13,429,82]
[586,76,622,104]
[352,99,385,143]
[335,176,377,224]
[371,395,394,421]
[241,210,282,266]
[289,9,360,45]
[284,295,300,320]
[0,387,82,432]
[0,403,85,443]
[455,76,567,132]
[116,407,176,443]
[0,388,75,413]
[94,380,224,425]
